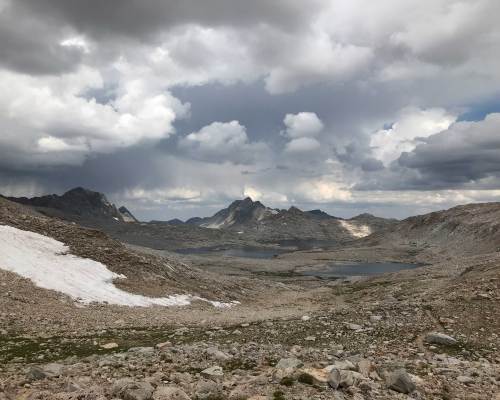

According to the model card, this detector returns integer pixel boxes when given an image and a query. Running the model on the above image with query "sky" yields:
[1,0,500,221]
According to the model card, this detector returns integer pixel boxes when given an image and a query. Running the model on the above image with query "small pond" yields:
[175,239,338,259]
[175,246,287,259]
[300,262,422,279]
[272,239,337,250]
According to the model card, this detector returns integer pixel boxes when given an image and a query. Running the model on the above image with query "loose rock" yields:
[201,366,224,380]
[386,369,416,394]
[425,332,458,346]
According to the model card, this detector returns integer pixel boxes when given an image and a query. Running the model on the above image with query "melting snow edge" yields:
[0,225,237,308]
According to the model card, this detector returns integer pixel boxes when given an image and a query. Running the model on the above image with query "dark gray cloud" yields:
[398,113,500,188]
[354,113,500,191]
[361,158,385,172]
[18,0,323,39]
[0,3,84,75]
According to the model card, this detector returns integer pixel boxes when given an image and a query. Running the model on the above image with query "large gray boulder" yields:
[111,378,154,400]
[206,347,232,361]
[386,369,416,394]
[200,366,224,380]
[328,368,341,389]
[425,332,458,346]
[42,363,65,377]
[276,358,303,370]
[26,367,47,381]
[339,370,364,388]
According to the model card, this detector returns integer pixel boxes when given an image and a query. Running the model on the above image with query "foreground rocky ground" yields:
[2,252,499,400]
[0,198,499,399]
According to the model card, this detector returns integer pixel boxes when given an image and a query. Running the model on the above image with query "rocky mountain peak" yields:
[174,197,396,240]
[351,213,375,219]
[185,197,271,229]
[229,197,264,210]
[5,187,137,223]
[61,187,112,208]
[65,186,100,196]
[306,209,339,220]
[287,206,304,215]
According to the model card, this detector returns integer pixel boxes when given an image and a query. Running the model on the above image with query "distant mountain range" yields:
[3,187,500,258]
[172,196,398,241]
[3,187,397,245]
[3,187,137,223]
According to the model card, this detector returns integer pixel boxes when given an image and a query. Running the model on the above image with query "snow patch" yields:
[120,214,136,223]
[202,221,224,229]
[339,220,372,238]
[0,225,237,308]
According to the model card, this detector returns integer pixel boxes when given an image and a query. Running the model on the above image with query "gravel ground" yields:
[0,198,499,399]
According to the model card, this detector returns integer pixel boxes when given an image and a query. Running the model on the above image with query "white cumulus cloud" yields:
[282,112,323,153]
[285,137,321,153]
[179,120,270,164]
[370,107,457,166]
[283,112,324,138]
[0,67,189,168]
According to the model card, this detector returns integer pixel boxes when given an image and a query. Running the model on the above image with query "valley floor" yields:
[1,250,499,399]
[0,198,499,399]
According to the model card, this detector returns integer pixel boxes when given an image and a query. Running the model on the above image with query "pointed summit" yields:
[186,197,272,229]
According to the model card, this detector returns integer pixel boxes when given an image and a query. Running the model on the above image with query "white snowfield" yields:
[339,220,372,238]
[0,225,236,308]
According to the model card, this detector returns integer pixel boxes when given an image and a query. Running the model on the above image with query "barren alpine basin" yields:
[1,2,500,399]
[0,191,499,400]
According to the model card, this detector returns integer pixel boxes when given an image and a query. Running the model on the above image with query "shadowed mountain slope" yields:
[5,187,137,223]
[363,202,500,257]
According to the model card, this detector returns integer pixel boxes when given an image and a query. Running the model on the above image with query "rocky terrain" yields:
[361,202,500,259]
[182,197,397,243]
[0,196,499,399]
[0,197,254,305]
[185,198,277,229]
[5,189,255,251]
[5,188,396,251]
[346,214,398,234]
[4,187,138,224]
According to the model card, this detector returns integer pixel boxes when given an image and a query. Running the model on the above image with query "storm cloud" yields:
[398,113,500,188]
[1,0,500,220]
